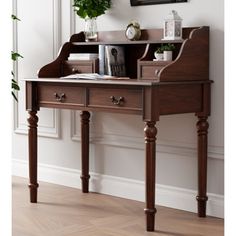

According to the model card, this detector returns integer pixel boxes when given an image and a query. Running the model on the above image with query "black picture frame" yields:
[130,0,187,6]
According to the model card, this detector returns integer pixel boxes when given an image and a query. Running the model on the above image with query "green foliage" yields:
[11,51,23,61]
[11,14,22,102]
[73,0,111,19]
[155,47,163,54]
[162,43,175,51]
[12,79,20,90]
[11,14,21,21]
[155,43,175,53]
[11,78,20,102]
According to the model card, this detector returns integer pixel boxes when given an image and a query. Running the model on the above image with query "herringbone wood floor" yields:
[12,176,224,236]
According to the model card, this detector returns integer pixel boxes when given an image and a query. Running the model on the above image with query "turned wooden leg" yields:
[80,111,90,193]
[28,111,39,203]
[196,116,209,217]
[144,121,157,231]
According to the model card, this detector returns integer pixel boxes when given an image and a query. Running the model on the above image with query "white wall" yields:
[12,0,224,217]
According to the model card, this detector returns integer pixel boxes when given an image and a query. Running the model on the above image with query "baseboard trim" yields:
[12,159,224,218]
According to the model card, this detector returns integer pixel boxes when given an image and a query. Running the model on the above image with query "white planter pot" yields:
[163,51,173,61]
[154,52,163,61]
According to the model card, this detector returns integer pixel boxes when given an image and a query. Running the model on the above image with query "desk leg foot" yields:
[196,196,208,217]
[28,183,39,203]
[196,116,209,217]
[80,111,90,193]
[144,121,157,232]
[144,208,157,231]
[28,111,39,203]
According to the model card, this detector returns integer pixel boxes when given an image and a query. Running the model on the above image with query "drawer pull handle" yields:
[110,96,124,105]
[54,93,66,102]
[72,68,80,73]
[155,69,160,76]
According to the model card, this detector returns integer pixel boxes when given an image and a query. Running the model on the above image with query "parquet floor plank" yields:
[12,176,224,236]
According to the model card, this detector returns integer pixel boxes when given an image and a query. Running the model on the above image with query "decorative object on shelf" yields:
[68,53,98,60]
[104,45,126,76]
[99,45,105,75]
[125,20,141,41]
[154,47,164,61]
[73,0,111,42]
[162,43,175,61]
[163,10,182,40]
[130,0,187,6]
[84,17,98,42]
[154,43,175,61]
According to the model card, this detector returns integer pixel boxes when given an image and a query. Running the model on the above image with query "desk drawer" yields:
[88,88,142,111]
[38,84,85,107]
[62,59,98,76]
[138,61,170,80]
[140,65,164,79]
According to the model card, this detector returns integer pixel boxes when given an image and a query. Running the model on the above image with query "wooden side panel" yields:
[159,26,209,82]
[38,42,71,78]
[26,82,39,111]
[159,84,202,115]
[196,83,211,117]
[143,87,160,121]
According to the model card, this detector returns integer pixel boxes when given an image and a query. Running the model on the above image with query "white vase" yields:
[84,17,98,42]
[163,51,173,61]
[154,52,164,61]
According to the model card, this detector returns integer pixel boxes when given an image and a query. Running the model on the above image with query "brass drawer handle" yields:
[155,69,160,76]
[72,68,80,73]
[54,93,66,102]
[110,96,124,105]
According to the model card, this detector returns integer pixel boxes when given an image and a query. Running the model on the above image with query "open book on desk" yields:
[61,73,130,80]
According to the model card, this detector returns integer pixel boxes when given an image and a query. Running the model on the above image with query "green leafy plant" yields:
[73,0,111,19]
[11,14,21,21]
[162,43,175,51]
[11,51,23,61]
[155,47,164,54]
[155,43,175,54]
[11,14,23,102]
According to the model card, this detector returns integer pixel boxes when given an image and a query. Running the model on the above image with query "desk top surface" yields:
[23,78,211,86]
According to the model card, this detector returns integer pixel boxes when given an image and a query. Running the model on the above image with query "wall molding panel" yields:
[69,0,77,127]
[12,158,224,218]
[70,0,76,35]
[14,109,61,138]
[13,0,62,139]
[53,0,62,58]
[71,126,224,160]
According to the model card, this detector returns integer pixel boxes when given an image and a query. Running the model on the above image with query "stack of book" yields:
[68,53,98,61]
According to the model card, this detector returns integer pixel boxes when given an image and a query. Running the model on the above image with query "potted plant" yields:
[73,0,111,42]
[162,43,175,61]
[154,46,164,61]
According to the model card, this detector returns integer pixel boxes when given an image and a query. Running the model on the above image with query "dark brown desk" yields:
[25,77,211,231]
[25,26,211,231]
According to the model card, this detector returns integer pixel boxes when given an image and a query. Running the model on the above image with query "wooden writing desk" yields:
[25,27,211,231]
